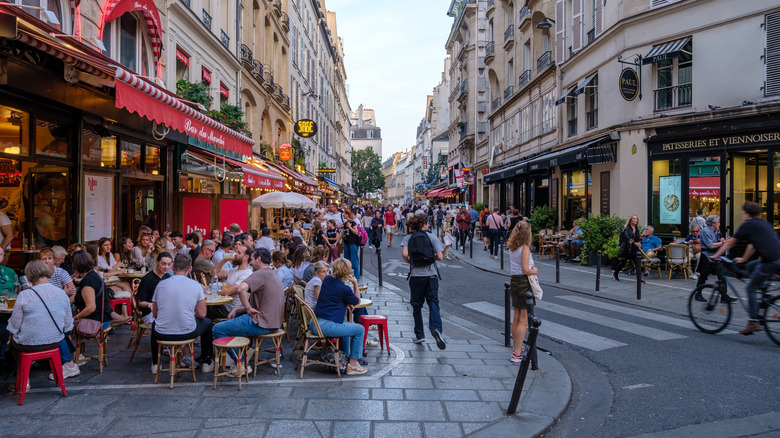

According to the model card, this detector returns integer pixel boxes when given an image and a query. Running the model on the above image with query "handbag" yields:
[74,282,105,338]
[528,274,543,300]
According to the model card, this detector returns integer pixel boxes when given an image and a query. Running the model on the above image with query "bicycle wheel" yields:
[688,284,732,334]
[761,295,780,347]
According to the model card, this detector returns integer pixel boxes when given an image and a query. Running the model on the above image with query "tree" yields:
[351,148,385,199]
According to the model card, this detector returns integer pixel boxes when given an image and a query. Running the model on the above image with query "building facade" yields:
[350,104,382,158]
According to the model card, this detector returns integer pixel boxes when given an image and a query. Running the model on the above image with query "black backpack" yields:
[408,231,436,267]
[436,209,444,220]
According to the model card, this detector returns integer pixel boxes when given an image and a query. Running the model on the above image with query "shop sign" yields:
[651,132,780,155]
[244,172,285,190]
[318,168,335,174]
[83,174,113,242]
[690,188,720,196]
[219,199,247,234]
[423,156,427,169]
[294,119,317,138]
[181,197,211,234]
[279,149,292,161]
[619,68,639,101]
[461,167,472,172]
[659,176,681,225]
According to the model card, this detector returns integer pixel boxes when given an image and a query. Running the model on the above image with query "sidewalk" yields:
[450,236,701,315]
[0,271,570,438]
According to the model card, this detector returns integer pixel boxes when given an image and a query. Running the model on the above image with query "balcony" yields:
[487,0,494,11]
[240,44,253,69]
[273,83,284,102]
[519,6,529,21]
[180,0,190,8]
[586,109,598,130]
[263,69,275,91]
[458,123,469,141]
[280,11,290,31]
[491,97,501,111]
[272,0,282,16]
[536,51,552,72]
[503,85,513,100]
[568,118,577,137]
[485,41,495,61]
[280,93,290,110]
[654,84,692,111]
[504,25,514,47]
[202,9,212,30]
[220,29,230,49]
[460,80,468,94]
[518,69,531,88]
[252,60,264,81]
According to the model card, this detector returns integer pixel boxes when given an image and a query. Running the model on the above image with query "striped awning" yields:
[642,37,691,64]
[101,0,163,60]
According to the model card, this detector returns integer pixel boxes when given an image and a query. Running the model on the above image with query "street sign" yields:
[294,119,317,138]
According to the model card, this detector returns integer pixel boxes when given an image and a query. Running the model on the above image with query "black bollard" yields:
[555,245,560,283]
[526,291,538,371]
[470,232,473,259]
[462,230,466,255]
[506,317,542,415]
[500,237,505,271]
[377,248,383,287]
[595,250,602,292]
[360,244,364,277]
[504,282,511,347]
[635,252,642,300]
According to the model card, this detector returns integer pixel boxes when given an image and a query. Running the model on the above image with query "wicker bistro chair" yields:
[639,248,663,279]
[74,326,111,373]
[537,234,557,260]
[294,297,341,379]
[251,329,286,377]
[665,244,690,281]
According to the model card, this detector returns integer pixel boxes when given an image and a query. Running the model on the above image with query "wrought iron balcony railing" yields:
[536,51,551,72]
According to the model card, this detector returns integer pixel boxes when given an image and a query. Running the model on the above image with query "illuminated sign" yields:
[318,168,336,174]
[294,119,318,138]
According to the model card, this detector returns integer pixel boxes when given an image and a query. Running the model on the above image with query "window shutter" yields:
[555,0,565,64]
[572,0,583,52]
[650,0,682,9]
[767,11,780,96]
[595,0,603,36]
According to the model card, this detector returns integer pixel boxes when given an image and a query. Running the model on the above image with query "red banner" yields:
[181,197,211,235]
[176,48,189,66]
[244,172,285,190]
[219,199,248,234]
[202,67,211,84]
[220,82,229,98]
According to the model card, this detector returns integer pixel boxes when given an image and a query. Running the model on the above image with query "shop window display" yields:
[0,105,30,156]
[35,119,69,159]
[652,159,682,235]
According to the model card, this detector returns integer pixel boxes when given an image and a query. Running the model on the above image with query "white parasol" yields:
[251,191,316,209]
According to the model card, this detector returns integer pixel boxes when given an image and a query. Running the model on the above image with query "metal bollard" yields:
[635,252,642,300]
[504,282,511,347]
[462,231,466,255]
[506,317,542,415]
[526,291,538,371]
[555,245,560,283]
[470,232,473,259]
[595,250,602,291]
[377,248,383,287]
[500,237,505,271]
[360,244,364,277]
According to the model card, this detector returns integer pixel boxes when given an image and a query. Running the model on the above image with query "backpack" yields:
[408,231,436,267]
[436,209,444,220]
[358,225,368,246]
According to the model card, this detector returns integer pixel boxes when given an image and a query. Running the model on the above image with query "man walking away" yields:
[401,214,446,350]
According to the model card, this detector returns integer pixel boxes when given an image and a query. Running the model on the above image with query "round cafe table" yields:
[355,298,372,309]
[205,296,232,306]
[117,271,147,280]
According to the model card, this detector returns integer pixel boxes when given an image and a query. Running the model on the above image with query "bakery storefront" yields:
[647,117,780,238]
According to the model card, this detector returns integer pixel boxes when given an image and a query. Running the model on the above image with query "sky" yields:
[325,0,454,161]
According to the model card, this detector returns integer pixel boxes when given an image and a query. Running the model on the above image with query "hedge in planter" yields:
[529,205,556,249]
[579,215,626,265]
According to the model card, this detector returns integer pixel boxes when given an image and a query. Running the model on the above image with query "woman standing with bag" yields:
[611,214,642,282]
[342,209,361,280]
[506,221,537,363]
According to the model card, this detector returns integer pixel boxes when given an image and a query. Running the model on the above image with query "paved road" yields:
[362,234,780,437]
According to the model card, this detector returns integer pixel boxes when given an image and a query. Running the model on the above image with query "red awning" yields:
[689,176,720,197]
[194,149,285,189]
[220,82,229,98]
[266,162,319,193]
[114,67,254,156]
[426,189,441,197]
[176,47,189,66]
[16,31,114,81]
[202,67,211,84]
[101,0,163,60]
[440,188,457,197]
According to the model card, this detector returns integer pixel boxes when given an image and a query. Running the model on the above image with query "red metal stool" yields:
[109,298,133,329]
[359,314,390,356]
[16,347,67,405]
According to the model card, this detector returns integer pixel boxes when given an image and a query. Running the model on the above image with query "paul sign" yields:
[294,119,317,138]
[619,68,639,101]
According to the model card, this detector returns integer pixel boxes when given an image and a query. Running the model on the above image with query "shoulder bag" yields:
[527,274,543,300]
[29,286,64,335]
[74,282,105,338]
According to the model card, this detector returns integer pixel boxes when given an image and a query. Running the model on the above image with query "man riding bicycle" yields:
[711,202,780,335]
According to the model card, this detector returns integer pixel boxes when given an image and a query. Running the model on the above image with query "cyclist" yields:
[711,202,780,335]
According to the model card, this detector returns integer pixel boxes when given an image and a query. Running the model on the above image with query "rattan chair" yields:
[639,248,663,279]
[665,244,690,281]
[294,297,341,379]
[537,234,556,260]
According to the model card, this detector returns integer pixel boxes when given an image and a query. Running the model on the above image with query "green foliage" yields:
[292,138,305,168]
[176,79,213,110]
[601,232,621,260]
[529,205,556,235]
[207,104,249,136]
[474,202,485,213]
[351,148,385,199]
[580,215,626,254]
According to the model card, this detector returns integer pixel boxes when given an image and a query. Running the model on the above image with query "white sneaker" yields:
[691,273,699,280]
[151,363,159,374]
[49,363,80,380]
[412,337,425,344]
[366,339,380,347]
[227,364,251,377]
[270,362,282,369]
[201,359,215,373]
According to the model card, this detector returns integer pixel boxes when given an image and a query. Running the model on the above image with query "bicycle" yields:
[688,257,780,346]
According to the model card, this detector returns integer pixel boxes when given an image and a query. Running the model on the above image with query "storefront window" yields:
[562,169,590,227]
[35,119,69,159]
[0,158,22,242]
[0,105,30,156]
[731,151,768,231]
[30,164,69,247]
[651,159,682,235]
[120,140,142,169]
[774,153,780,234]
[145,146,160,174]
[688,156,721,228]
[81,129,117,167]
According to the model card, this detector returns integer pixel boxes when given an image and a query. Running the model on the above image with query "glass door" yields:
[688,155,722,231]
[729,150,768,234]
[124,180,159,238]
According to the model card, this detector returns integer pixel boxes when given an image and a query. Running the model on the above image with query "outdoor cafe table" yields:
[117,271,147,281]
[205,296,232,306]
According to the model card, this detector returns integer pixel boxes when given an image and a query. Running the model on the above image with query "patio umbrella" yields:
[252,191,316,209]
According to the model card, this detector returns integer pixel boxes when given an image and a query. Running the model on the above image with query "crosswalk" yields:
[463,294,729,352]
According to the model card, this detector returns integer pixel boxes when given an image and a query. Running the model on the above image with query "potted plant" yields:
[529,205,556,249]
[579,215,625,266]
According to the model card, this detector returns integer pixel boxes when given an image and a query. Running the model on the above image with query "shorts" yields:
[387,224,396,234]
[509,275,532,309]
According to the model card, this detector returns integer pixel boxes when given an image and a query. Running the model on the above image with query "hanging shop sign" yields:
[279,143,292,161]
[294,119,317,138]
[619,68,639,101]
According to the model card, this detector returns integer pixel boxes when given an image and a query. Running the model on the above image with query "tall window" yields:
[175,47,189,81]
[20,0,63,29]
[102,13,154,76]
[542,90,555,133]
[567,97,577,137]
[654,40,692,110]
[585,75,598,129]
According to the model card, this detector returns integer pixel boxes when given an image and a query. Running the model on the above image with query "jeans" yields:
[458,228,468,249]
[58,333,74,363]
[151,318,213,364]
[408,276,442,339]
[745,259,780,320]
[212,314,272,360]
[315,318,364,359]
[344,243,360,280]
[488,229,501,256]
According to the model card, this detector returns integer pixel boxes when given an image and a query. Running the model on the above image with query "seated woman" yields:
[72,250,131,328]
[272,251,294,290]
[289,246,310,280]
[304,261,330,309]
[313,258,367,375]
[132,234,154,270]
[7,260,81,384]
[95,237,132,302]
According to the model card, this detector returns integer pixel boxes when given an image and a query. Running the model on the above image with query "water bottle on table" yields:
[211,277,219,301]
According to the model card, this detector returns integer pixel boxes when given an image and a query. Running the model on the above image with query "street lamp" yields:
[536,17,555,29]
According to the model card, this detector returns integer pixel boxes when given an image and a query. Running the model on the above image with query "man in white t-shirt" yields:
[151,254,214,373]
[320,204,344,227]
[219,244,253,313]
[0,210,12,250]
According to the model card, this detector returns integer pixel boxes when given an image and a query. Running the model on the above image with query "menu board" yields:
[659,176,681,224]
[83,174,114,242]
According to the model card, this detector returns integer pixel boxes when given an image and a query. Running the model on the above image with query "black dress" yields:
[612,226,641,275]
[74,271,112,322]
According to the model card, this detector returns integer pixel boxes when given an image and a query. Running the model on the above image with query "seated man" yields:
[192,239,216,284]
[215,243,254,317]
[255,228,276,252]
[136,252,173,326]
[212,248,285,374]
[558,219,584,262]
[684,224,703,279]
[641,225,663,275]
[185,232,201,260]
[150,254,214,374]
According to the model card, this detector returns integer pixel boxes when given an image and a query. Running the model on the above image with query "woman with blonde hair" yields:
[313,258,366,375]
[149,237,169,272]
[506,220,537,363]
[441,214,455,259]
